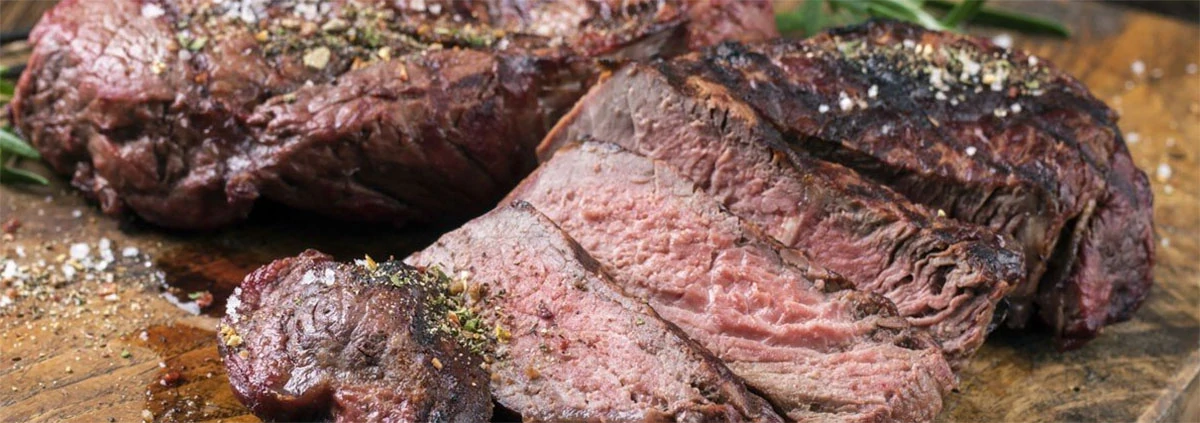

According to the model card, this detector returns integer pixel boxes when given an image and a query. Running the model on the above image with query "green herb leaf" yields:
[941,0,985,27]
[1,164,49,185]
[188,36,208,51]
[926,0,1070,37]
[0,129,39,159]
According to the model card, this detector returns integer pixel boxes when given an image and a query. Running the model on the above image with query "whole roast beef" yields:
[11,0,776,229]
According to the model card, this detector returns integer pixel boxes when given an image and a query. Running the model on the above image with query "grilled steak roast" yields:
[11,0,776,229]
[509,142,955,422]
[219,250,492,422]
[539,63,1022,365]
[655,21,1152,348]
[407,203,782,422]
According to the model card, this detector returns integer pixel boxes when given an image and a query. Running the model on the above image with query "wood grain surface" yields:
[1,2,1197,422]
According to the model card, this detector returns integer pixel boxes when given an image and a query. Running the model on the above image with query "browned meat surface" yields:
[11,0,777,229]
[509,142,955,422]
[656,20,1152,348]
[540,63,1021,365]
[219,250,492,423]
[407,203,782,422]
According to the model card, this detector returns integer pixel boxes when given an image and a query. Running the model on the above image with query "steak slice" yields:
[661,21,1153,347]
[407,203,781,422]
[12,0,776,229]
[539,64,1021,365]
[219,250,492,422]
[509,142,955,422]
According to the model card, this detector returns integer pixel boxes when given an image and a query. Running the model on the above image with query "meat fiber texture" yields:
[540,63,1021,367]
[407,203,782,422]
[509,142,955,422]
[11,0,777,230]
[656,20,1153,349]
[219,250,493,422]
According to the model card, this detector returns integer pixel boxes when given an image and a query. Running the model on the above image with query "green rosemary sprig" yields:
[777,0,1070,38]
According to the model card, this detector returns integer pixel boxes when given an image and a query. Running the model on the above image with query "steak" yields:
[658,21,1153,347]
[539,63,1022,364]
[11,0,776,229]
[509,142,955,422]
[219,250,492,422]
[407,203,782,422]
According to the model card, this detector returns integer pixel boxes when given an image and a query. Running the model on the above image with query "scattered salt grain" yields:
[991,34,1013,49]
[868,85,878,99]
[226,287,244,323]
[1010,103,1022,114]
[1156,163,1172,182]
[1131,60,1145,76]
[322,268,336,286]
[818,104,830,114]
[69,243,90,260]
[1028,56,1039,67]
[965,146,978,157]
[62,264,76,281]
[122,247,140,258]
[1150,68,1164,79]
[1164,185,1175,195]
[1161,238,1170,248]
[1188,64,1198,75]
[15,246,25,258]
[141,3,165,18]
[1125,132,1140,144]
[2,261,17,279]
[300,270,317,285]
[71,210,83,219]
[838,92,854,111]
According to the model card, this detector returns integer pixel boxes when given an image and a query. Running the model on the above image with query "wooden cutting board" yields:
[1,2,1196,422]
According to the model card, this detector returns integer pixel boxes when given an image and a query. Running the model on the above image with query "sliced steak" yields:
[539,64,1021,365]
[658,20,1152,347]
[12,0,776,229]
[509,142,955,422]
[219,250,492,422]
[407,203,781,422]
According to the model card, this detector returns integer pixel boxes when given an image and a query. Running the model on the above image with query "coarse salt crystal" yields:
[965,146,978,157]
[868,85,878,99]
[62,264,76,281]
[300,270,317,285]
[122,247,140,258]
[141,3,165,18]
[838,92,854,111]
[69,243,90,260]
[2,261,17,279]
[992,34,1013,49]
[1010,103,1022,114]
[226,287,243,323]
[818,104,830,114]
[72,210,83,219]
[322,268,336,286]
[15,247,25,258]
[1156,163,1172,182]
[1028,56,1039,66]
[1161,238,1170,248]
[1131,60,1145,76]
[1126,132,1140,143]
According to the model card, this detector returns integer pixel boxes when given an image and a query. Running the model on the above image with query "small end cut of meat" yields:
[219,250,492,423]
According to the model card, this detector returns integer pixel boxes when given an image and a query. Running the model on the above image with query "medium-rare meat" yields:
[11,0,777,229]
[657,21,1153,348]
[407,203,782,422]
[219,250,492,422]
[509,142,955,422]
[539,64,1022,365]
